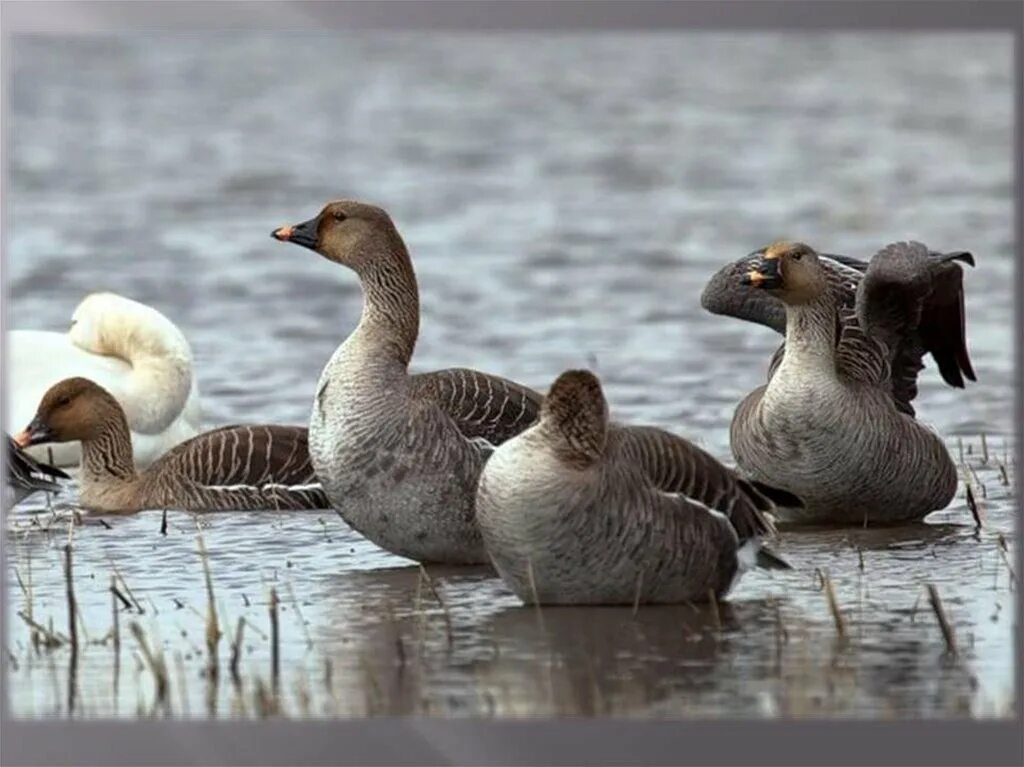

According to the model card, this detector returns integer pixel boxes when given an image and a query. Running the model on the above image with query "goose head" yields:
[742,241,827,305]
[15,377,122,447]
[542,369,609,465]
[271,200,404,273]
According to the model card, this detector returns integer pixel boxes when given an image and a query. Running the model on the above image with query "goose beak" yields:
[14,417,55,448]
[271,217,319,250]
[741,253,783,289]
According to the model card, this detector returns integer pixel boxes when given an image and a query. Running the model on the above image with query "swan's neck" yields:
[79,414,139,487]
[779,295,838,374]
[74,319,194,434]
[348,250,420,369]
[119,352,193,433]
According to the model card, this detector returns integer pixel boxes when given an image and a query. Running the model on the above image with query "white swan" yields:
[6,292,202,468]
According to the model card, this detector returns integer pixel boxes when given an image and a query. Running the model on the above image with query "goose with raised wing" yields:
[700,240,975,524]
[15,377,327,513]
[5,434,69,508]
[8,292,202,468]
[476,370,795,605]
[272,201,542,564]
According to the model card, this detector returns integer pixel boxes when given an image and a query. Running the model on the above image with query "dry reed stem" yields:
[822,572,847,640]
[269,587,280,692]
[926,584,958,656]
[707,589,721,631]
[196,533,221,681]
[229,617,246,688]
[129,622,169,710]
[417,565,454,649]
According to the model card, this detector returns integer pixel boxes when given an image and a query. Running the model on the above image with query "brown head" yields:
[14,377,125,448]
[270,200,407,273]
[541,369,609,465]
[741,241,827,305]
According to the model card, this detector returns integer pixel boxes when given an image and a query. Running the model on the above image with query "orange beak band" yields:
[13,429,33,448]
[745,270,766,286]
[271,224,294,241]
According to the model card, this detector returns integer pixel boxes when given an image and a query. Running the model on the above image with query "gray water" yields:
[4,33,1016,719]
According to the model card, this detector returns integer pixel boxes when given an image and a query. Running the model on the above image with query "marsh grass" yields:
[3,435,1017,719]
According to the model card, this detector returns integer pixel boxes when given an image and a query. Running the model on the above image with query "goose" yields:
[271,200,542,564]
[6,434,69,508]
[475,369,794,606]
[700,240,975,524]
[14,377,328,513]
[8,292,202,469]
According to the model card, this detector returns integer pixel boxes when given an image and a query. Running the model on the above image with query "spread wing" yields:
[412,368,543,447]
[856,241,976,399]
[701,246,975,415]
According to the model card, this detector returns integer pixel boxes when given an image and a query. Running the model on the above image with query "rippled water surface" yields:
[3,33,1017,719]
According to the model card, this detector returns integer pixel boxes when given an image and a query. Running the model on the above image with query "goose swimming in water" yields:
[475,369,794,605]
[8,292,202,468]
[15,377,328,513]
[272,200,542,564]
[5,434,69,509]
[701,240,975,525]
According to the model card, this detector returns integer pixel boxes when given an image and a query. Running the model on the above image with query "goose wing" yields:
[612,425,777,542]
[413,368,543,447]
[152,424,328,508]
[6,434,69,499]
[702,246,975,414]
[855,241,976,413]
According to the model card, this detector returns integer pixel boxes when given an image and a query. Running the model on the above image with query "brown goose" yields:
[476,370,793,605]
[15,377,329,513]
[6,434,69,508]
[272,200,542,564]
[701,240,974,524]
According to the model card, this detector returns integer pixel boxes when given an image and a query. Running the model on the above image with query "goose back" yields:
[476,370,789,606]
[142,424,328,511]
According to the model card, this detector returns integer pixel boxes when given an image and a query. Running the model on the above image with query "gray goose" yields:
[15,377,329,513]
[475,369,793,606]
[272,200,542,564]
[6,434,69,508]
[700,240,975,525]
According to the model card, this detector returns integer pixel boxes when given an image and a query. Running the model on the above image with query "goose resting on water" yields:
[15,377,328,513]
[700,240,975,525]
[272,200,542,564]
[6,434,69,508]
[8,292,202,468]
[476,370,794,605]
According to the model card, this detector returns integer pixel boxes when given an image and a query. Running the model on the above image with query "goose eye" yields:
[57,397,72,408]
[792,251,803,261]
[333,211,347,222]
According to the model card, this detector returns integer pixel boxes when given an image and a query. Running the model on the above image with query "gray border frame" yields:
[1,2,1021,765]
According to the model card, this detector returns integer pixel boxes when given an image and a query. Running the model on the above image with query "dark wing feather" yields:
[6,434,68,494]
[856,241,976,411]
[413,368,543,446]
[612,425,776,542]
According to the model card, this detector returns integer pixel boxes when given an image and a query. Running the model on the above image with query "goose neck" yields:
[79,416,139,487]
[781,294,838,370]
[352,255,420,367]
